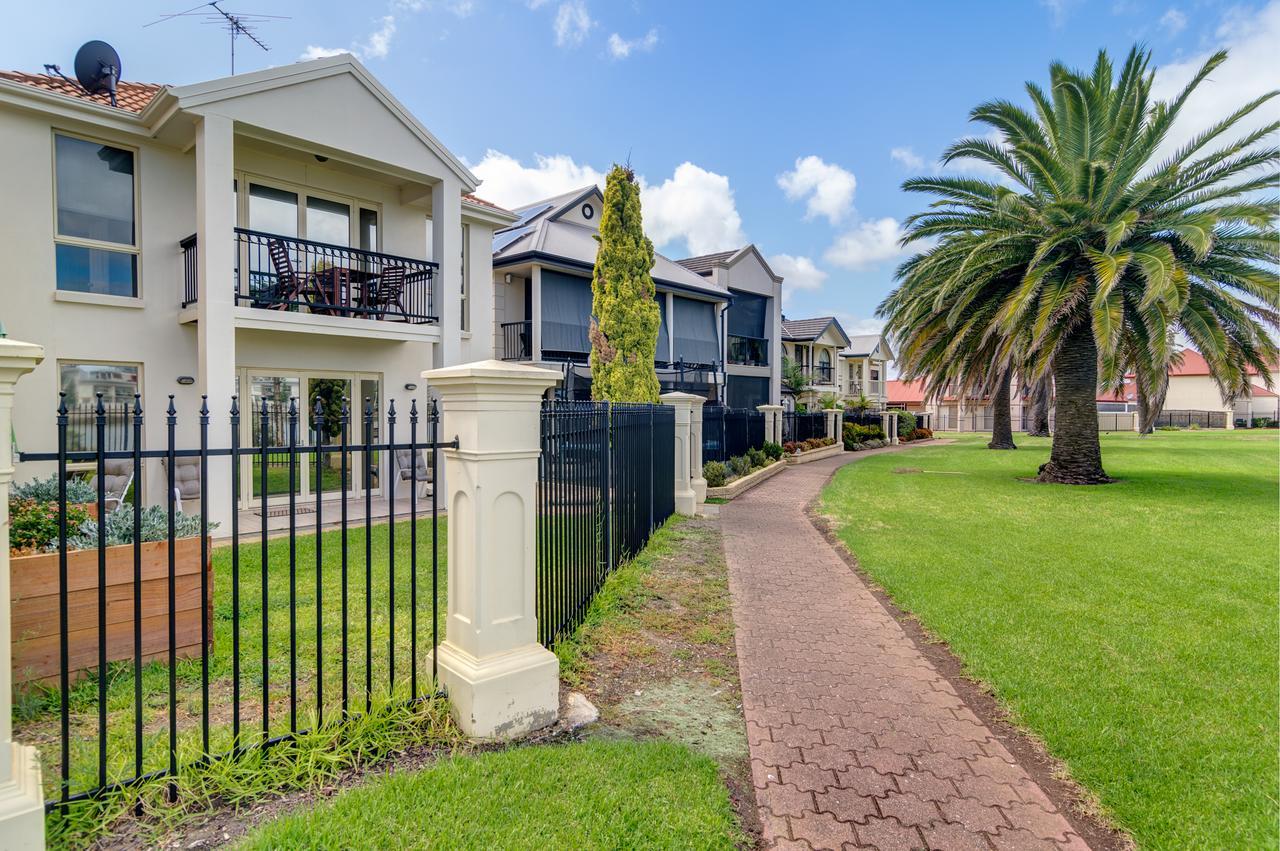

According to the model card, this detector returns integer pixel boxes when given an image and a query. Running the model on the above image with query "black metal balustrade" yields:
[702,406,766,463]
[535,401,674,647]
[180,230,438,323]
[17,393,451,812]
[803,365,834,384]
[501,320,532,361]
[783,411,827,443]
[727,334,769,366]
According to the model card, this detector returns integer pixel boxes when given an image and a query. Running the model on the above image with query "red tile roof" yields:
[1250,384,1278,398]
[0,70,162,113]
[1170,349,1277,377]
[462,193,511,214]
[886,379,928,405]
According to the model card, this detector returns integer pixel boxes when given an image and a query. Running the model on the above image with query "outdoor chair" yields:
[161,455,201,514]
[367,266,408,320]
[392,448,434,499]
[101,459,135,514]
[261,239,315,309]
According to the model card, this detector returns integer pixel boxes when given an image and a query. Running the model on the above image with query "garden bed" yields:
[705,459,785,500]
[784,440,843,464]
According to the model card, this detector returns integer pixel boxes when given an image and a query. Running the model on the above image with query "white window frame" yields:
[237,171,382,249]
[55,359,144,473]
[51,130,142,299]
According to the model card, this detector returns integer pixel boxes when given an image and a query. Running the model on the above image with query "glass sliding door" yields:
[306,196,351,247]
[306,377,351,495]
[248,374,301,498]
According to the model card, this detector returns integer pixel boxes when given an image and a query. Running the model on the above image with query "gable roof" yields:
[1169,349,1277,377]
[493,186,726,299]
[0,70,162,113]
[841,334,894,360]
[886,379,928,405]
[676,251,736,275]
[781,316,851,346]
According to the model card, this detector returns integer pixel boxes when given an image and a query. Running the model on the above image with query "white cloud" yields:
[1159,7,1187,35]
[469,152,746,257]
[300,45,347,60]
[824,217,912,271]
[469,150,605,208]
[554,1,593,47]
[608,29,659,59]
[825,311,886,338]
[769,254,828,305]
[1039,0,1077,25]
[777,156,858,225]
[1151,1,1280,160]
[393,0,474,15]
[526,0,551,7]
[642,163,746,256]
[357,15,397,59]
[889,147,925,171]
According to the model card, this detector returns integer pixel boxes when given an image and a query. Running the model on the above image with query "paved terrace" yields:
[721,448,1089,851]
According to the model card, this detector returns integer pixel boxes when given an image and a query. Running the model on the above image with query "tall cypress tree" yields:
[589,165,661,402]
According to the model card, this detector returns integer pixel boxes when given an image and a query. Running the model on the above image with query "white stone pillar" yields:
[889,411,900,445]
[825,409,841,442]
[660,393,698,516]
[687,395,707,504]
[423,359,561,739]
[0,338,46,849]
[757,404,783,445]
[195,114,237,530]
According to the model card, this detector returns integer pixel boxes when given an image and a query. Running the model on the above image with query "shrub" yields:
[10,499,91,555]
[66,504,212,551]
[782,441,798,455]
[728,455,753,478]
[897,411,917,436]
[908,427,933,441]
[762,441,783,461]
[702,461,727,488]
[11,474,96,504]
[746,447,767,469]
[848,423,884,443]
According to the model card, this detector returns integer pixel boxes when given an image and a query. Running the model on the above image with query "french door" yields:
[238,368,381,508]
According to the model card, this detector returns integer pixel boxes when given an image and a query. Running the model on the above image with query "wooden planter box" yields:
[10,537,213,688]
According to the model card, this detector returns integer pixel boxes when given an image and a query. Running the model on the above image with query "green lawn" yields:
[236,739,739,850]
[820,431,1279,849]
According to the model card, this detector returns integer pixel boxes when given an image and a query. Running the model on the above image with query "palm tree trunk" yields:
[988,373,1017,449]
[1037,323,1111,484]
[1027,374,1051,436]
[1137,379,1153,435]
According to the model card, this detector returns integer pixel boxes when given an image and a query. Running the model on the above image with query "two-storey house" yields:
[837,334,893,408]
[1,53,510,527]
[491,186,730,401]
[781,316,850,409]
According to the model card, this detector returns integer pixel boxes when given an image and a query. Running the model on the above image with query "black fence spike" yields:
[57,392,68,417]
[230,394,239,417]
[95,392,106,416]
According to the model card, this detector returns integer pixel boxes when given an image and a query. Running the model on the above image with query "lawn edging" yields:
[705,459,786,500]
[783,442,843,465]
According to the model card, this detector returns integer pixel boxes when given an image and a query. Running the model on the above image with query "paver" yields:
[721,449,1087,851]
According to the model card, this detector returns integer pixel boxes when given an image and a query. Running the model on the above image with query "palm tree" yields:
[1024,373,1052,436]
[880,46,1278,483]
[988,370,1017,449]
[781,355,811,398]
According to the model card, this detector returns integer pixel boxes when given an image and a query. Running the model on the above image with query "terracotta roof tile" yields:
[462,193,511,214]
[0,70,162,113]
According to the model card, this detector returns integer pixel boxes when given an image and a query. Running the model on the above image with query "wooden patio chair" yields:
[367,266,408,320]
[262,239,316,310]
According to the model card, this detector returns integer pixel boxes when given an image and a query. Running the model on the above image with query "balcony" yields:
[803,365,834,385]
[501,320,533,361]
[727,334,769,367]
[182,229,437,324]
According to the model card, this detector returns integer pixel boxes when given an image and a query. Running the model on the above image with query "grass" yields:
[820,430,1279,849]
[236,739,740,850]
[16,515,447,843]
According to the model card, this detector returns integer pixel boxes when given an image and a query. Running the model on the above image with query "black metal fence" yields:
[16,393,450,812]
[536,401,675,647]
[841,409,882,429]
[702,406,766,463]
[63,402,135,453]
[501,320,532,361]
[783,411,827,443]
[1153,409,1228,429]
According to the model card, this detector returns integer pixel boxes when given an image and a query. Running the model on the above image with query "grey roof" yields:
[781,316,851,346]
[840,334,891,359]
[675,250,736,276]
[493,186,726,298]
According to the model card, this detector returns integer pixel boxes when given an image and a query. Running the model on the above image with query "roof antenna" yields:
[145,2,288,75]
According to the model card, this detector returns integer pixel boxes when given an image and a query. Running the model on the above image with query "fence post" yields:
[660,393,698,516]
[0,338,47,849]
[687,395,707,505]
[757,404,782,445]
[825,409,841,442]
[423,359,561,739]
[890,411,901,444]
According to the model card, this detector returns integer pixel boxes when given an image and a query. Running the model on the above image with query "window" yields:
[460,223,470,332]
[58,361,140,452]
[54,133,138,297]
[305,196,351,246]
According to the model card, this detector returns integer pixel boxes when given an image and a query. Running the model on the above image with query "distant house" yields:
[1165,350,1278,425]
[781,316,850,408]
[837,334,893,408]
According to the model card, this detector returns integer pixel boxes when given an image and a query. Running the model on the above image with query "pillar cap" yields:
[756,404,783,412]
[424,359,560,393]
[0,337,45,377]
[660,391,704,406]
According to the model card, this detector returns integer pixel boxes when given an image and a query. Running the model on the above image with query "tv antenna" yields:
[145,2,288,74]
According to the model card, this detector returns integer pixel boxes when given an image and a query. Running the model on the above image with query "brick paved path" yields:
[722,450,1089,851]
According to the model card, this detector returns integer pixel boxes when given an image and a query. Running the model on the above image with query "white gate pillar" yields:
[0,338,47,850]
[825,409,842,442]
[660,392,698,516]
[423,359,561,739]
[687,396,707,505]
[757,404,783,445]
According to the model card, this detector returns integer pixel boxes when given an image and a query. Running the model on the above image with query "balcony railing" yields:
[502,320,532,361]
[803,365,834,385]
[181,229,438,324]
[727,334,769,367]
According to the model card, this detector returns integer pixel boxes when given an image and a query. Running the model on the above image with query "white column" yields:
[432,180,464,368]
[825,409,841,442]
[660,392,698,516]
[890,411,901,445]
[530,265,543,363]
[687,395,707,504]
[757,404,783,445]
[0,339,46,849]
[423,359,561,738]
[196,114,237,529]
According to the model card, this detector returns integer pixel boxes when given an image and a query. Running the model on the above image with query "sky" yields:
[4,0,1277,339]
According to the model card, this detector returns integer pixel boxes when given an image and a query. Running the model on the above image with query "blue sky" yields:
[5,0,1277,335]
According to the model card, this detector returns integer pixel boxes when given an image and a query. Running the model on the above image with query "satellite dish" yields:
[73,40,121,107]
